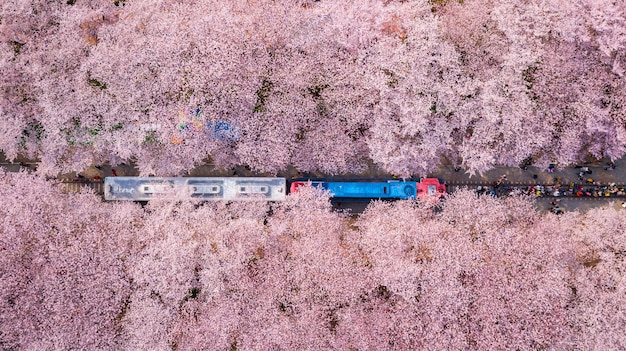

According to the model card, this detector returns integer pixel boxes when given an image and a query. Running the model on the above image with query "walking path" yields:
[432,159,625,187]
[431,158,626,213]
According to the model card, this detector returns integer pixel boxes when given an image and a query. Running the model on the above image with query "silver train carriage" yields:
[104,177,286,201]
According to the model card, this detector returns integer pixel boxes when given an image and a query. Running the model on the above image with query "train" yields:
[104,177,446,202]
[289,178,446,201]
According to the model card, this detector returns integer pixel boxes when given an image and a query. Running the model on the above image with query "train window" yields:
[260,186,268,193]
[428,185,437,196]
[240,186,246,192]
[144,186,150,192]
[212,186,219,192]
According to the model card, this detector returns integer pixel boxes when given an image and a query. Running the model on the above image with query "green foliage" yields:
[522,63,539,90]
[183,287,201,301]
[429,0,463,4]
[87,72,107,90]
[88,77,107,90]
[61,118,104,147]
[307,84,329,99]
[296,127,307,141]
[143,130,157,144]
[316,102,328,117]
[253,79,273,113]
[183,88,194,101]
[346,123,368,141]
[175,70,196,102]
[430,102,437,114]
[382,69,399,88]
[9,41,25,56]
[522,63,540,102]
[18,122,45,149]
[24,122,45,141]
[87,125,101,136]
[304,83,331,118]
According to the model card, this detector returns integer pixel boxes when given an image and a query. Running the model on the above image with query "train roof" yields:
[104,177,286,201]
[290,180,418,199]
[416,178,446,200]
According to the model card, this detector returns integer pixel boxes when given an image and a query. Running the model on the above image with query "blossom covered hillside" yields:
[1,171,625,350]
[1,0,625,176]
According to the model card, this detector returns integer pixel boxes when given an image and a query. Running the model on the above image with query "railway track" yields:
[59,180,626,200]
[60,181,105,194]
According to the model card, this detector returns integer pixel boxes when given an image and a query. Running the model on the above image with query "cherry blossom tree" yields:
[439,0,626,173]
[564,206,626,350]
[0,169,143,350]
[2,0,625,175]
[353,192,575,349]
[119,196,276,350]
[3,172,626,349]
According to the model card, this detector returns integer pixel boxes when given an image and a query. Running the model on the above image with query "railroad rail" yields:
[60,180,105,194]
[58,179,626,200]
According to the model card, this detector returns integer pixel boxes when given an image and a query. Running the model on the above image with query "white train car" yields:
[104,177,286,201]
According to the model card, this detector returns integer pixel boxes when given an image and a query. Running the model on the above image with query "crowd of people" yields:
[475,181,625,198]
[473,161,625,200]
[472,180,625,215]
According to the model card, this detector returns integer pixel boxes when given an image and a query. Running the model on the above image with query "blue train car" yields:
[289,180,417,199]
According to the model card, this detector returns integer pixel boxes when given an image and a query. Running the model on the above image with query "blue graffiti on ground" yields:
[205,121,239,140]
[173,108,240,144]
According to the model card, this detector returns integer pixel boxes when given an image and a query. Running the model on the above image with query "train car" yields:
[104,177,286,201]
[289,179,417,199]
[289,178,446,201]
